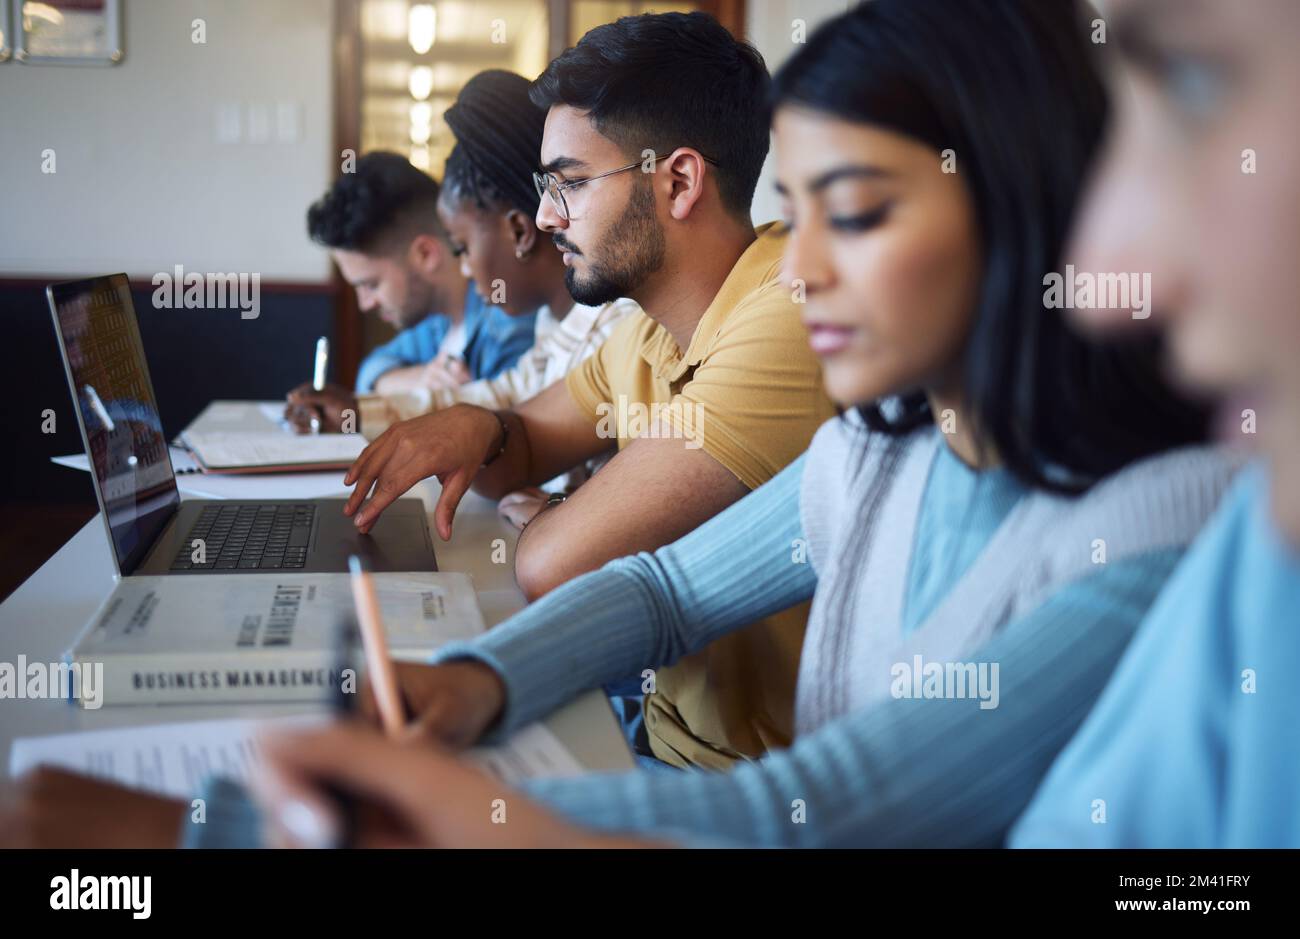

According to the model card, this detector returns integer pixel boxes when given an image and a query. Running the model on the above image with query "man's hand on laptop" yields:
[357,660,506,748]
[284,382,358,434]
[344,404,502,539]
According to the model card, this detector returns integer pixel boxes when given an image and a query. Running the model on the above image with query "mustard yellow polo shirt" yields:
[565,223,835,769]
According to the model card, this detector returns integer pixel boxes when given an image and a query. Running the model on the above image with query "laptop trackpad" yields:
[309,501,436,573]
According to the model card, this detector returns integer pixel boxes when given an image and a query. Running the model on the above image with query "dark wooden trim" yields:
[698,0,747,38]
[0,276,336,295]
[554,1,746,49]
[332,0,364,387]
[363,38,515,63]
[548,0,572,61]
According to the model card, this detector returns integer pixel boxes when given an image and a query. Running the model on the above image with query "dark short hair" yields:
[306,151,442,255]
[530,11,770,219]
[772,0,1210,493]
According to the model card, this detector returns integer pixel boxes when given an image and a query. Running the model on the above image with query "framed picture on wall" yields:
[0,0,12,62]
[14,0,123,65]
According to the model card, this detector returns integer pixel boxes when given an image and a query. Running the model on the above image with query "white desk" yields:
[0,470,633,778]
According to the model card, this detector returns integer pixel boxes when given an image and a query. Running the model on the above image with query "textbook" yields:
[66,572,485,706]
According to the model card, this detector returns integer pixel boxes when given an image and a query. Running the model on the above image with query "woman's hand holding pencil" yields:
[356,660,507,749]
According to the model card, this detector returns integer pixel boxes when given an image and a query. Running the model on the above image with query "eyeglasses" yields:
[533,152,719,221]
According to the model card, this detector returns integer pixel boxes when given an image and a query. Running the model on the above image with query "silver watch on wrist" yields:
[521,491,567,531]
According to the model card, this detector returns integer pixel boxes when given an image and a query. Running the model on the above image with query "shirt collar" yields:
[639,222,788,383]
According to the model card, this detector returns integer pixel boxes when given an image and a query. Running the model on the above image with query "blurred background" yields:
[0,0,849,596]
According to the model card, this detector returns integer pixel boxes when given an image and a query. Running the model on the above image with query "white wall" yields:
[0,0,335,282]
[746,0,854,225]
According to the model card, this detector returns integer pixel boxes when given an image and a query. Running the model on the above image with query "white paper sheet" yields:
[173,471,353,500]
[258,402,292,425]
[183,431,365,471]
[53,447,201,475]
[188,401,285,432]
[8,716,584,798]
[50,454,353,500]
[464,724,588,784]
[8,716,321,798]
[204,402,266,424]
[50,452,91,473]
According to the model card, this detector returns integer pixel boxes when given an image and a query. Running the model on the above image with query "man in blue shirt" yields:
[287,152,535,407]
[353,285,534,395]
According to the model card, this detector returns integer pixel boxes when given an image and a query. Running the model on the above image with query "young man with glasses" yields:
[338,12,834,770]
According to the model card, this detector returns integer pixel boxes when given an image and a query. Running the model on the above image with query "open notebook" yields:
[179,431,366,474]
[169,401,366,474]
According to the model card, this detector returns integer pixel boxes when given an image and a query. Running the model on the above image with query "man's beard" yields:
[392,269,438,329]
[562,178,666,306]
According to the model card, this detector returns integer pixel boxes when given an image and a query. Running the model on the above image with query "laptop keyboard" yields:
[170,504,314,571]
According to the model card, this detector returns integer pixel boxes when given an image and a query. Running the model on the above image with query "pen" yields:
[312,336,329,391]
[347,554,405,738]
[309,336,329,434]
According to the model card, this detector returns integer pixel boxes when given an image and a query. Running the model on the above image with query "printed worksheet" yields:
[9,716,584,797]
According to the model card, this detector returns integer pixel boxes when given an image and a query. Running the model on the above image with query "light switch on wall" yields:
[276,100,302,143]
[247,102,272,143]
[215,102,242,144]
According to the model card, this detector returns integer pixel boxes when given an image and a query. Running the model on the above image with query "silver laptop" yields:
[48,274,436,577]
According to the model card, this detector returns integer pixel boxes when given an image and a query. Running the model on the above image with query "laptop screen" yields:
[48,275,179,575]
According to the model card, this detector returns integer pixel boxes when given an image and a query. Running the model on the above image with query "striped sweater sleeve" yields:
[356,303,631,438]
[518,547,1184,847]
[430,453,818,741]
[428,336,552,412]
[429,301,631,413]
[354,342,551,438]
